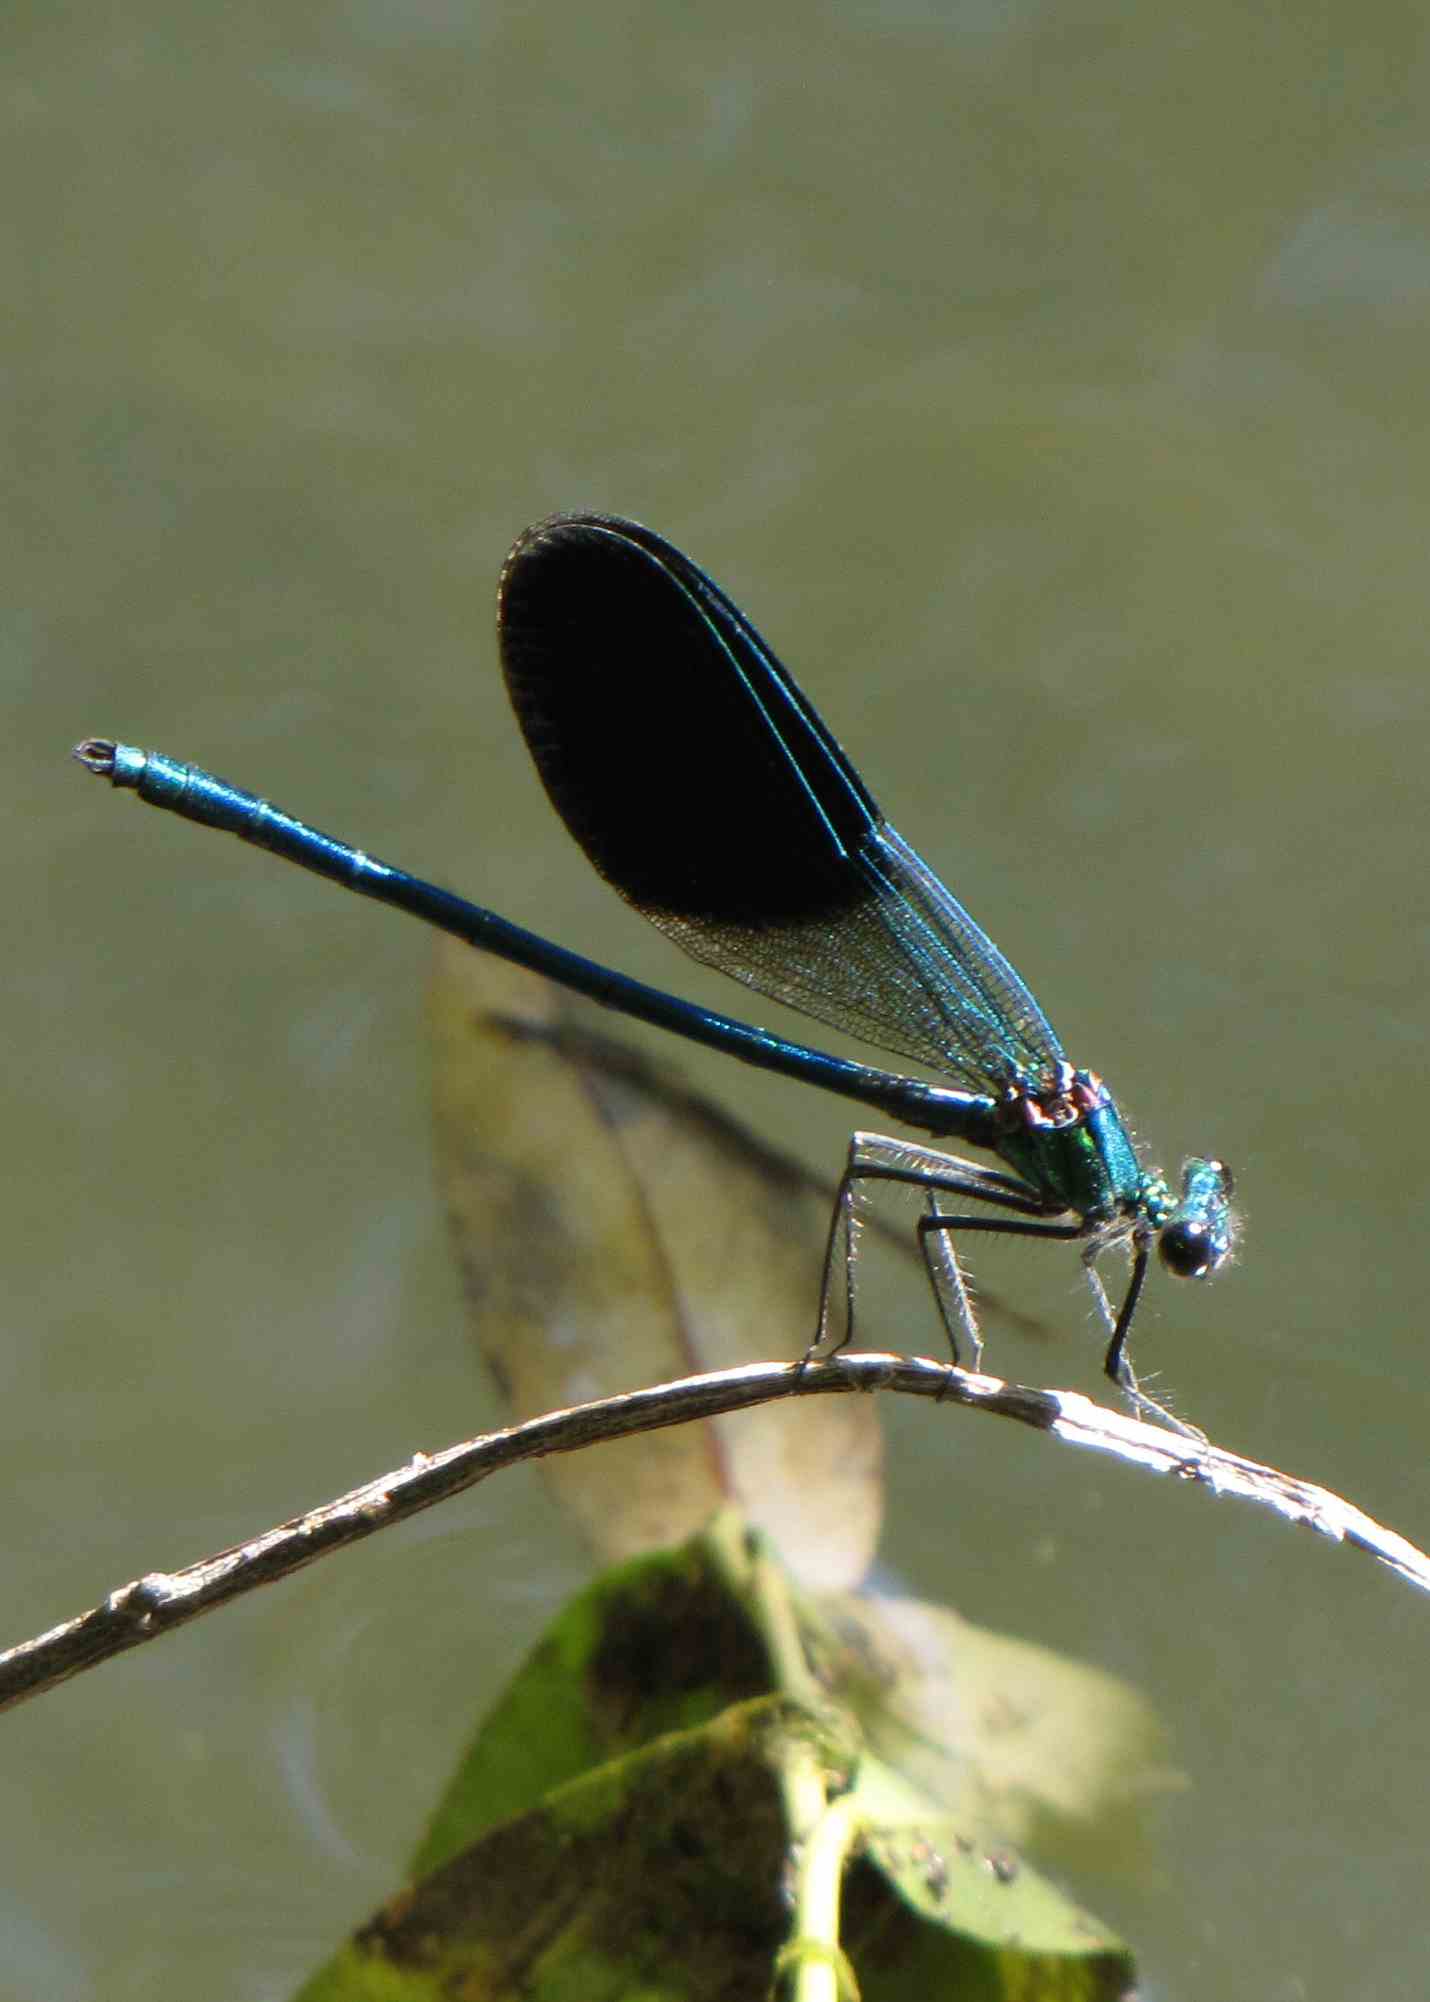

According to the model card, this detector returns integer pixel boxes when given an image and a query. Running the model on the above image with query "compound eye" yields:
[1160,1157,1235,1278]
[1159,1220,1218,1279]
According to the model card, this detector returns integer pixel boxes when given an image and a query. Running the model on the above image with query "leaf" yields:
[299,1710,1132,2002]
[410,1529,788,1878]
[291,1524,1135,2002]
[298,1700,825,2002]
[849,1750,1132,1976]
[808,1593,1177,1868]
[429,938,882,1587]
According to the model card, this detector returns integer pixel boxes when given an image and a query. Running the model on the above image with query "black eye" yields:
[1160,1157,1235,1278]
[1159,1220,1216,1278]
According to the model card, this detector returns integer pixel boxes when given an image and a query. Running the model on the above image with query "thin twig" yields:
[2,1352,1425,1717]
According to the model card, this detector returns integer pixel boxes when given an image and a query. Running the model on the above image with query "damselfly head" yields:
[1157,1157,1236,1279]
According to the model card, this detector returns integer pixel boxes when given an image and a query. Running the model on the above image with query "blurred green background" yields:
[9,1,1430,1994]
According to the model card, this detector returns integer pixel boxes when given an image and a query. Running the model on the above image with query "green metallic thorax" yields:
[992,1077,1171,1229]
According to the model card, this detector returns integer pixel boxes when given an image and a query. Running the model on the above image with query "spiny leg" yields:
[919,1208,1087,1372]
[807,1149,863,1364]
[918,1190,984,1371]
[1084,1240,1207,1444]
[806,1131,1063,1368]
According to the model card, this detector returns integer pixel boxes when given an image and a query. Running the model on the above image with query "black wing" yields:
[497,513,1063,1093]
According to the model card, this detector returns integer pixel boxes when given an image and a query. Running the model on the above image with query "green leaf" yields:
[292,1524,1136,2001]
[297,1699,829,2002]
